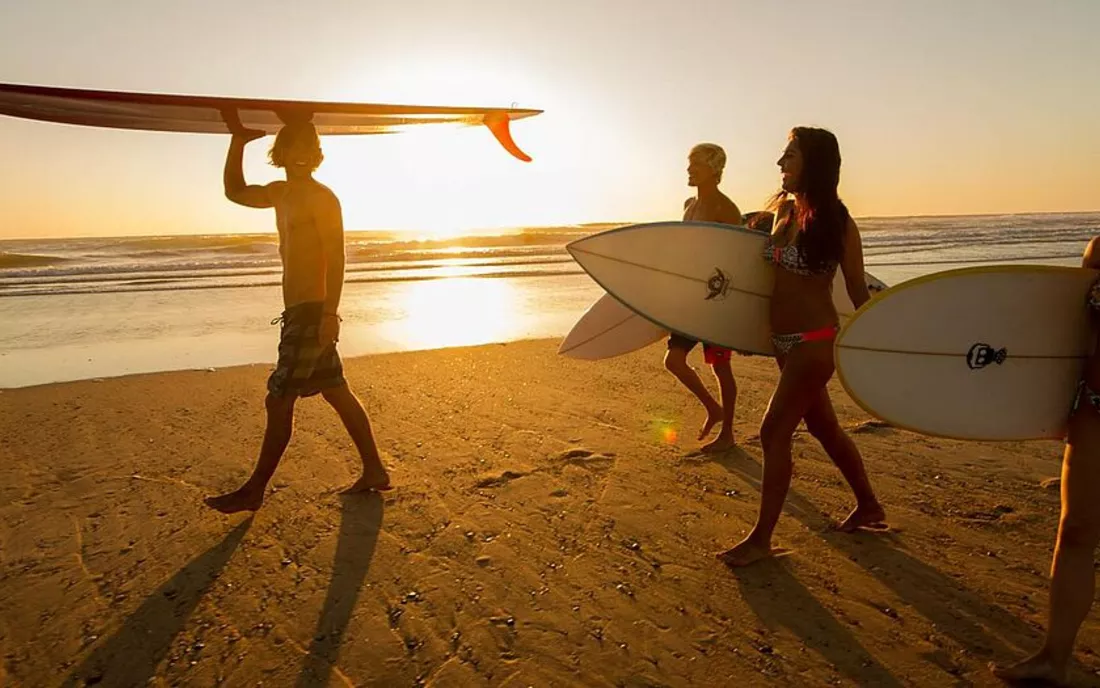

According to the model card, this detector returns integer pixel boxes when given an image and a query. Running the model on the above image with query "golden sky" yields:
[1,0,1097,239]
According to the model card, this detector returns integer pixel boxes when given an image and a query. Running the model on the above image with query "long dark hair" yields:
[767,127,849,272]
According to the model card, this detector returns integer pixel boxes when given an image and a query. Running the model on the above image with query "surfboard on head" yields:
[835,265,1098,441]
[564,220,887,358]
[0,82,542,161]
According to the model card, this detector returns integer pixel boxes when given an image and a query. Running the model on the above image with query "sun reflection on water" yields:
[388,276,523,350]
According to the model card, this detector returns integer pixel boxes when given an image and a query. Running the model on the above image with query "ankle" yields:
[361,455,386,470]
[857,496,883,511]
[241,478,269,494]
[744,528,772,549]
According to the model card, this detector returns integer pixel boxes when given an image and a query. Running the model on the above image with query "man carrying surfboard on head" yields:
[204,112,392,514]
[663,143,744,452]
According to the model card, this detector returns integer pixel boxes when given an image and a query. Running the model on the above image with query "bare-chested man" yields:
[664,143,744,452]
[204,116,391,514]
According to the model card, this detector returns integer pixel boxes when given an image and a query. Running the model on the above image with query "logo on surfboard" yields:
[705,268,730,300]
[966,343,1007,370]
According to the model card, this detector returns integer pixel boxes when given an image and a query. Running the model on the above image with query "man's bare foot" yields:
[701,432,736,454]
[989,652,1067,686]
[837,501,887,533]
[340,463,392,494]
[716,537,773,568]
[698,404,724,441]
[204,486,264,514]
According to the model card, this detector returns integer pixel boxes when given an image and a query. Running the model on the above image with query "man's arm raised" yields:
[221,109,276,208]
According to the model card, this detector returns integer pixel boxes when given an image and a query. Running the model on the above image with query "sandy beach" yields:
[1,339,1098,687]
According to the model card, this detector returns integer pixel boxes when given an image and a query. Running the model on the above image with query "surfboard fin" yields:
[483,112,533,162]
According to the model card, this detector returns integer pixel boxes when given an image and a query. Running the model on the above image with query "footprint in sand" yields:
[475,470,529,489]
[851,419,894,435]
[556,448,615,471]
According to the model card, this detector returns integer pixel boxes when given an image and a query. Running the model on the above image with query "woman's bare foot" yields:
[698,403,724,441]
[702,432,736,454]
[716,536,773,568]
[837,501,886,533]
[204,486,264,514]
[340,463,392,494]
[989,652,1067,686]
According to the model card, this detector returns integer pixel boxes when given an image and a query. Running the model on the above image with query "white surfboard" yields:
[835,265,1098,441]
[0,82,541,161]
[558,292,668,359]
[565,221,886,357]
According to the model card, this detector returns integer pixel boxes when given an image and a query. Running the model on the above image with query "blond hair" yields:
[689,143,727,182]
[268,122,324,171]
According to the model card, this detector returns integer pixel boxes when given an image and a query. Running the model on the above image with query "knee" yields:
[1057,515,1100,551]
[320,383,351,404]
[265,392,295,414]
[804,414,840,445]
[759,413,794,454]
[664,349,687,373]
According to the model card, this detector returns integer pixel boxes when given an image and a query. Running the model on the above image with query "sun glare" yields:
[382,276,523,350]
[307,58,604,236]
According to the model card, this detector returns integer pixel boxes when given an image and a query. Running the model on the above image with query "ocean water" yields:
[1,212,1097,388]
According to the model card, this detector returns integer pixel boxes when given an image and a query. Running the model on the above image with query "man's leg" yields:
[205,392,297,513]
[702,352,737,452]
[321,383,392,492]
[663,336,722,441]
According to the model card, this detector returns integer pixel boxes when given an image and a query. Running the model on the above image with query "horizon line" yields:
[2,209,1098,243]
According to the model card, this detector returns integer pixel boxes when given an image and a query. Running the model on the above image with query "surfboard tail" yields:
[483,112,533,162]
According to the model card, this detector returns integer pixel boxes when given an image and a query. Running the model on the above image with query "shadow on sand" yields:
[295,492,385,687]
[62,518,253,687]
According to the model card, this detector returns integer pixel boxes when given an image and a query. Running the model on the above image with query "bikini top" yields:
[762,234,838,277]
[1087,276,1100,314]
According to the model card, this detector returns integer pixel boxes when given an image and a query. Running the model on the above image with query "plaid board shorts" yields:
[667,332,732,365]
[267,302,346,398]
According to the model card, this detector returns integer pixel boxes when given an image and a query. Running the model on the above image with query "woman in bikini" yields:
[990,239,1100,685]
[718,127,886,568]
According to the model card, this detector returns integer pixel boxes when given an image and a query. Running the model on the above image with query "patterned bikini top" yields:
[1088,276,1100,314]
[762,234,838,277]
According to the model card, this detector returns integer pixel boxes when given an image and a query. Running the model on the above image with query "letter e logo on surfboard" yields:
[966,343,1007,370]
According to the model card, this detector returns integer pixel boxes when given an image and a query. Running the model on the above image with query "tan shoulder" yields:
[1083,236,1100,269]
[716,194,742,224]
[774,198,796,225]
[311,182,341,207]
[719,193,741,211]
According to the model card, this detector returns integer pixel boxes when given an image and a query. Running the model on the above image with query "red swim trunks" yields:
[667,333,731,365]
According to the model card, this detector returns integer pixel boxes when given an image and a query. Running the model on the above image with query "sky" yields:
[0,0,1098,239]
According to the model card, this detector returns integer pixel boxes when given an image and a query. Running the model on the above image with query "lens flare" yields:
[650,418,679,445]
